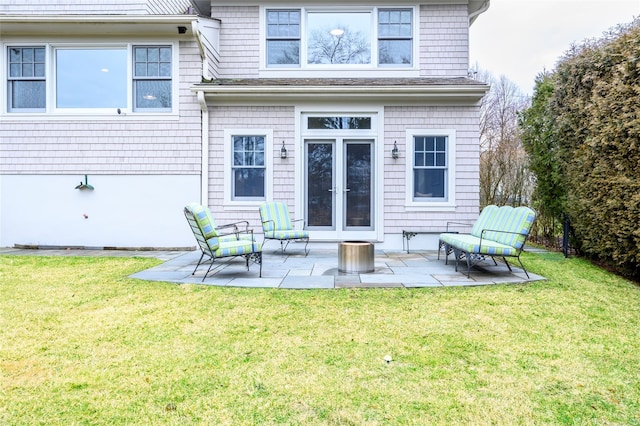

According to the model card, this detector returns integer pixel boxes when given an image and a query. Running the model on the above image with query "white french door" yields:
[304,138,375,239]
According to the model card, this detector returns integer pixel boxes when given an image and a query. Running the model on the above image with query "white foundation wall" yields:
[0,175,199,249]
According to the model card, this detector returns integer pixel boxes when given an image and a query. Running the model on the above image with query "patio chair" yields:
[184,203,262,280]
[259,201,309,255]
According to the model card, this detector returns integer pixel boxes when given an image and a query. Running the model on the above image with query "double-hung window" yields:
[7,46,46,112]
[414,136,448,200]
[232,136,266,200]
[6,44,174,113]
[378,9,413,65]
[265,7,414,68]
[406,129,456,207]
[133,46,172,111]
[266,10,301,66]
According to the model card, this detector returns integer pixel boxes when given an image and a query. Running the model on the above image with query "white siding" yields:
[0,0,193,15]
[383,105,480,232]
[211,6,260,78]
[0,41,203,175]
[420,4,470,77]
[207,105,296,228]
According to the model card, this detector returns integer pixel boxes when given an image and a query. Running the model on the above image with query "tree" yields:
[478,73,533,208]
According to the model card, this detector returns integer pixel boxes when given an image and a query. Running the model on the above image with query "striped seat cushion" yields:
[439,233,518,257]
[210,239,262,257]
[264,230,309,240]
[482,206,536,250]
[187,202,253,247]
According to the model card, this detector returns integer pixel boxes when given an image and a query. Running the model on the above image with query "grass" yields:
[1,251,639,425]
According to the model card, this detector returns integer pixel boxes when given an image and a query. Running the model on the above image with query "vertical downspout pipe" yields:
[197,90,209,206]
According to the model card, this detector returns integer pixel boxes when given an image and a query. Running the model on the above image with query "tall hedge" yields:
[521,19,640,278]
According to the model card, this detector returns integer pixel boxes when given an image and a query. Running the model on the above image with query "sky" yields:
[469,0,639,95]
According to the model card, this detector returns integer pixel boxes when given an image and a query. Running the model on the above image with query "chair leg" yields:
[192,252,206,275]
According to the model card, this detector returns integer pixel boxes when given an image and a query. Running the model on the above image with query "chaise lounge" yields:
[439,205,536,278]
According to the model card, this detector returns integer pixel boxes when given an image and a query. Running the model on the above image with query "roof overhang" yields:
[192,80,490,105]
[0,15,200,37]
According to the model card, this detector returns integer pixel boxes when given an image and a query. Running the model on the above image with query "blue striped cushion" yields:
[483,206,536,249]
[440,233,518,256]
[471,205,499,238]
[259,202,293,232]
[213,239,262,257]
[187,202,219,239]
[265,230,309,240]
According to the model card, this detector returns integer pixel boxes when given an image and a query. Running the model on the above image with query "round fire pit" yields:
[338,241,374,273]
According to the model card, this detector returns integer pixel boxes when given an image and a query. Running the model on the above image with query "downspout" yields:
[192,19,210,206]
[197,90,209,207]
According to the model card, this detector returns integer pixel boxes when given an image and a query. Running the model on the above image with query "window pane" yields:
[56,48,127,108]
[307,116,371,129]
[134,46,171,78]
[10,81,46,109]
[234,169,265,198]
[267,40,300,65]
[378,40,412,65]
[267,10,300,37]
[134,80,172,109]
[414,169,445,198]
[307,12,371,64]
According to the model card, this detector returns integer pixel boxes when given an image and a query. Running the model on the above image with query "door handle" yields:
[344,188,351,192]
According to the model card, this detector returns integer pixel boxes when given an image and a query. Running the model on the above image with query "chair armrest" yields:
[217,221,251,239]
[291,218,306,229]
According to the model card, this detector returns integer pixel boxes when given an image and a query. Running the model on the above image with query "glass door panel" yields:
[306,141,335,228]
[345,141,373,228]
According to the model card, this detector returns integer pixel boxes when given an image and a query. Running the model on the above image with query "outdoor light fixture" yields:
[280,141,288,159]
[177,26,187,34]
[75,174,94,191]
[391,141,399,159]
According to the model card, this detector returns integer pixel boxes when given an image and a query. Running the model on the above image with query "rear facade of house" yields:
[0,0,490,250]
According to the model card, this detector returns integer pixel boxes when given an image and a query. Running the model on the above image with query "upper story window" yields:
[5,44,174,114]
[8,47,46,112]
[265,7,414,69]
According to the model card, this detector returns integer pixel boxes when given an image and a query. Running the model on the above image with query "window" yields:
[406,129,456,208]
[133,46,172,111]
[378,9,413,65]
[6,44,173,114]
[56,48,127,109]
[7,46,46,111]
[232,136,266,200]
[266,10,300,66]
[265,7,413,68]
[307,12,371,65]
[414,136,447,200]
[307,116,371,130]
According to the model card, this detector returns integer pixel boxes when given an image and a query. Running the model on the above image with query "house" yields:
[0,0,490,251]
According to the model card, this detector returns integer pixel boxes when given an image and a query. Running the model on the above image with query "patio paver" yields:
[0,247,545,289]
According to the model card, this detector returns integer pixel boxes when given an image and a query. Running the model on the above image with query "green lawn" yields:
[1,251,639,425]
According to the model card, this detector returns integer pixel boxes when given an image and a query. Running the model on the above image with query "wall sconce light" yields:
[177,26,187,34]
[280,141,288,159]
[391,141,399,159]
[75,174,94,191]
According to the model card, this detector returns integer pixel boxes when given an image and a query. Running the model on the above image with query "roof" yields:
[193,77,490,103]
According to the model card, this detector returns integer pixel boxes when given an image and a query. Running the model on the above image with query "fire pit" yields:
[338,241,374,273]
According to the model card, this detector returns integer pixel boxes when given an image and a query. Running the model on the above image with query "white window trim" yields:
[2,41,179,119]
[258,5,419,78]
[223,128,274,209]
[405,128,456,211]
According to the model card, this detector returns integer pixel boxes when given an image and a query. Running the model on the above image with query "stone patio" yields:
[0,246,545,289]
